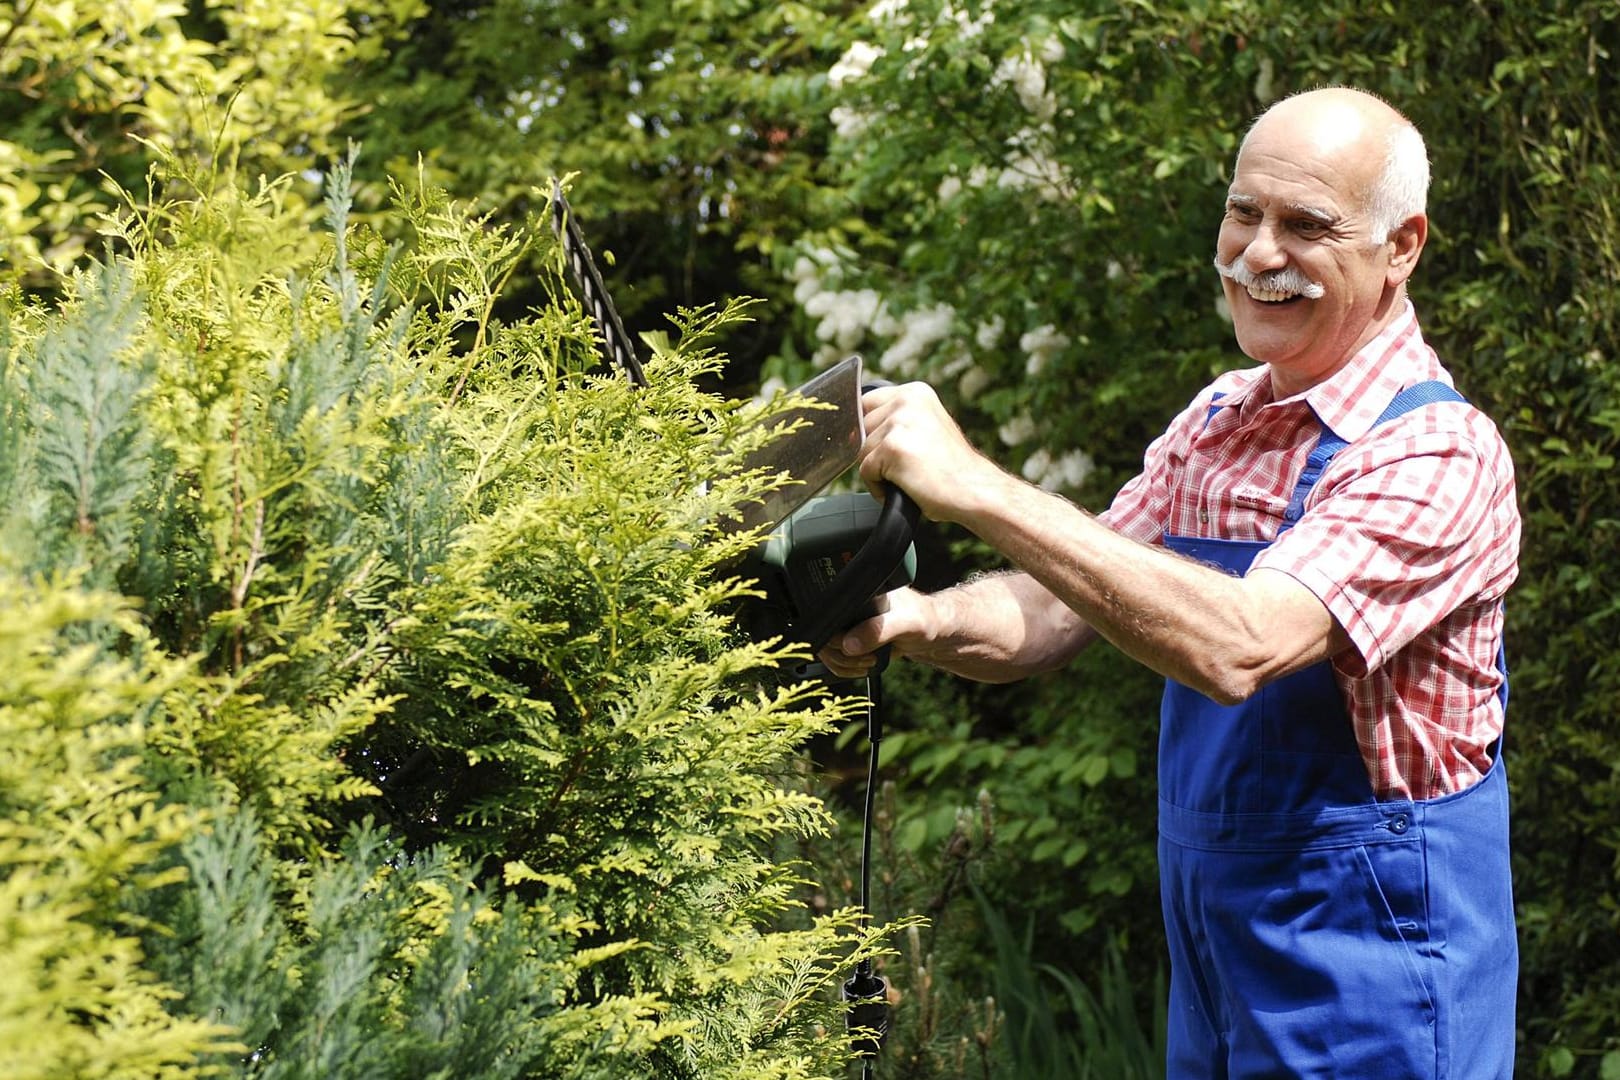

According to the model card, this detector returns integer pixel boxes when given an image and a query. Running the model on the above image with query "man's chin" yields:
[1231,325,1305,367]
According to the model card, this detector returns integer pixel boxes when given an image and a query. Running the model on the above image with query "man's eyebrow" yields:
[1223,193,1340,226]
[1285,202,1339,225]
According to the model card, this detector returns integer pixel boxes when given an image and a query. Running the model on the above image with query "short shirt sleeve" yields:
[1250,404,1519,677]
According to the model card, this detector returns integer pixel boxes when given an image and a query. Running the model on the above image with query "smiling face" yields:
[1215,90,1427,397]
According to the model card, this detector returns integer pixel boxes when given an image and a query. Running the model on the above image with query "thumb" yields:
[839,613,888,657]
[841,591,897,655]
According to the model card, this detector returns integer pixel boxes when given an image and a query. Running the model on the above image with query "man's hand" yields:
[817,587,932,679]
[858,383,1004,525]
[818,574,1098,684]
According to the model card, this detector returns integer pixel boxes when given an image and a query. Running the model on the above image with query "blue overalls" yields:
[1157,382,1516,1079]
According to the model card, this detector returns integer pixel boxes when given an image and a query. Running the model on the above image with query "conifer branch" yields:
[230,499,264,670]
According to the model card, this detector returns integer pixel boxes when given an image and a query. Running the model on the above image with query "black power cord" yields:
[842,673,891,1078]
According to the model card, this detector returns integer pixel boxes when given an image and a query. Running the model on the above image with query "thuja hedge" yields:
[0,156,890,1079]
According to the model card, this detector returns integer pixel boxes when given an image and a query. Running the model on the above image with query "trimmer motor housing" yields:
[740,491,918,681]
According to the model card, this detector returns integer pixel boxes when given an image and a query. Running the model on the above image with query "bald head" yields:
[1215,86,1433,391]
[1241,88,1430,245]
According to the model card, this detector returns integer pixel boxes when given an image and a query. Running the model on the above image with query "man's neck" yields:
[1267,291,1410,400]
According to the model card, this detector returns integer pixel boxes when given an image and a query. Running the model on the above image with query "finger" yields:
[861,384,899,410]
[857,458,887,500]
[838,612,892,658]
[818,647,875,678]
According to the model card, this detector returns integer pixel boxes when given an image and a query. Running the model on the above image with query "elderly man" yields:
[822,87,1520,1078]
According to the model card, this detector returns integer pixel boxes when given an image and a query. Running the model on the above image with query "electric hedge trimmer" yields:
[550,181,916,1073]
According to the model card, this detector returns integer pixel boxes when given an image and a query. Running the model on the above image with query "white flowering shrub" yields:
[770,0,1255,506]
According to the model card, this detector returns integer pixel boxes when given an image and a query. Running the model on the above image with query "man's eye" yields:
[1292,219,1329,236]
[1227,204,1260,221]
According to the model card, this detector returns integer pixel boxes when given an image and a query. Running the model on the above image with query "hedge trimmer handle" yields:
[797,484,921,657]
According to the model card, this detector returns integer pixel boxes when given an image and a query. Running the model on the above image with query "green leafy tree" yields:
[0,0,422,280]
[341,0,859,374]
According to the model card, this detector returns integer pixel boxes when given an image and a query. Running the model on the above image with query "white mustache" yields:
[1213,255,1325,300]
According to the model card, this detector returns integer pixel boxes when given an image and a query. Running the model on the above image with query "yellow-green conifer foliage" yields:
[0,580,233,1079]
[0,151,888,1078]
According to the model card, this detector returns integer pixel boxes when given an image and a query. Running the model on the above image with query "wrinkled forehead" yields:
[1230,104,1383,208]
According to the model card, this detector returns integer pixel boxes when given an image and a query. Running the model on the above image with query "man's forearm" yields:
[951,473,1340,703]
[906,570,1098,683]
[850,382,1343,697]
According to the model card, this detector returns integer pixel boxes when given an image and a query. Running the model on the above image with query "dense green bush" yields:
[0,153,897,1078]
[0,0,423,281]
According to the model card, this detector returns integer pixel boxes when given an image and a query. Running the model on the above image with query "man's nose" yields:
[1240,224,1289,273]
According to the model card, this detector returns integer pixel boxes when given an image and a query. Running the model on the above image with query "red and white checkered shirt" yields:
[1100,302,1520,799]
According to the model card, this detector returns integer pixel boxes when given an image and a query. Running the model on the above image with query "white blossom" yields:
[941,1,994,38]
[997,145,1074,201]
[829,41,884,87]
[994,49,1056,123]
[938,346,974,378]
[791,254,825,305]
[1019,323,1070,376]
[1254,56,1277,104]
[959,365,993,401]
[976,316,1004,350]
[998,413,1036,447]
[753,374,788,405]
[1052,449,1095,489]
[937,174,963,203]
[1021,447,1095,491]
[1020,447,1051,484]
[878,303,955,376]
[831,106,873,140]
[810,288,884,352]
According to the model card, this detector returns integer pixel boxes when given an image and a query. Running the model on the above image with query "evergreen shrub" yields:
[0,153,890,1079]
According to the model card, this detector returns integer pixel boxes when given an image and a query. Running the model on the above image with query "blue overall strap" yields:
[1281,380,1466,528]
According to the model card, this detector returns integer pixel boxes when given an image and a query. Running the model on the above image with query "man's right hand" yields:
[817,586,933,679]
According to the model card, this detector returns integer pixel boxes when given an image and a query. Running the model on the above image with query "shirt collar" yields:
[1211,301,1442,442]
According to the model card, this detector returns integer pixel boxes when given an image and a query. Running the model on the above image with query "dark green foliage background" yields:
[3,0,1618,1076]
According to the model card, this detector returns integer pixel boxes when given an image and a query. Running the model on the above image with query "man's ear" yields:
[1385,213,1427,287]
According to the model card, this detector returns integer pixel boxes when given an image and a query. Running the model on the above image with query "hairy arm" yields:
[830,383,1349,700]
[952,474,1347,703]
[821,570,1098,682]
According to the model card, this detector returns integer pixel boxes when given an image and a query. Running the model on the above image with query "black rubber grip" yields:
[797,485,920,652]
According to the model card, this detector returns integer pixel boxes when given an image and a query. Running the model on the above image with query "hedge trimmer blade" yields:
[550,180,648,388]
[717,355,868,537]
